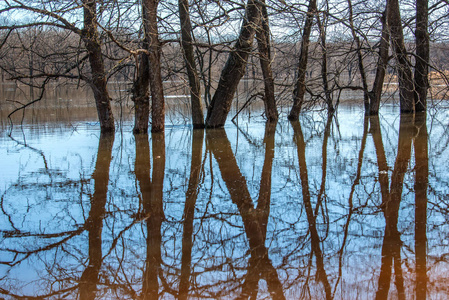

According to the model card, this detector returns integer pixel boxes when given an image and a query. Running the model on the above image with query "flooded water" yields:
[1,96,449,299]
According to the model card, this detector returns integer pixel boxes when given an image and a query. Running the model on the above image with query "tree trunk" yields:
[288,0,317,120]
[133,52,150,133]
[414,0,429,112]
[82,0,115,133]
[347,0,369,113]
[179,0,205,128]
[142,0,165,132]
[205,0,261,128]
[387,0,415,113]
[316,14,333,113]
[255,0,278,122]
[133,2,151,134]
[368,10,390,115]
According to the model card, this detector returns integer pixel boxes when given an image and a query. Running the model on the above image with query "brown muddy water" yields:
[1,85,449,299]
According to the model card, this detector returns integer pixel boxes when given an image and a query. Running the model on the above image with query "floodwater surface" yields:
[1,101,449,299]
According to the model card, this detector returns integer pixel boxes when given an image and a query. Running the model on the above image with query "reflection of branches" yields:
[314,113,332,240]
[372,115,414,300]
[291,120,332,300]
[7,133,50,172]
[207,125,285,299]
[336,115,368,289]
[180,129,204,299]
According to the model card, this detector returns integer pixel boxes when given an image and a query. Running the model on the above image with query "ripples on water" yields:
[1,102,449,299]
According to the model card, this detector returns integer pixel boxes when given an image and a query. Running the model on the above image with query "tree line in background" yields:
[1,0,449,133]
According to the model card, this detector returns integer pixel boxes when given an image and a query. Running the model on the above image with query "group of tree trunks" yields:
[137,0,429,133]
[3,0,431,133]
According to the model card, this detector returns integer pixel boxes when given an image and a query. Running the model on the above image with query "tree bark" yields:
[414,0,429,112]
[82,0,115,133]
[255,0,278,122]
[205,0,261,128]
[142,0,165,132]
[387,0,415,113]
[368,10,390,115]
[288,0,317,120]
[133,3,151,134]
[179,0,205,128]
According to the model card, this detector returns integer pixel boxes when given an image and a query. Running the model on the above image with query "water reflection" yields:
[1,107,449,299]
[80,133,114,300]
[206,124,284,299]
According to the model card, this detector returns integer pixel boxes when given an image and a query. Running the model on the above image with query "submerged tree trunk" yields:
[133,51,150,133]
[205,0,261,128]
[142,0,165,132]
[387,0,415,113]
[255,0,278,122]
[288,0,317,120]
[82,0,115,133]
[368,10,390,115]
[133,10,151,134]
[178,0,205,128]
[414,0,429,112]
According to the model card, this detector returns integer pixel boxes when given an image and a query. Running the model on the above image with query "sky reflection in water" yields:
[1,105,449,299]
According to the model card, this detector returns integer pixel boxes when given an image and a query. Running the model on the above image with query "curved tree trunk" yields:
[205,0,261,128]
[82,0,115,133]
[256,0,278,122]
[179,0,205,128]
[368,10,390,115]
[288,0,317,120]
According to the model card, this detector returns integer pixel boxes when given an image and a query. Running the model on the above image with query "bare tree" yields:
[288,0,317,120]
[368,9,390,115]
[205,0,262,128]
[255,0,278,122]
[178,0,205,128]
[387,0,415,113]
[143,0,165,132]
[82,0,115,133]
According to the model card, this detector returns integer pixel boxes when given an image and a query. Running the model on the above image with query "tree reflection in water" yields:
[80,133,115,300]
[1,107,448,299]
